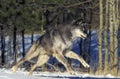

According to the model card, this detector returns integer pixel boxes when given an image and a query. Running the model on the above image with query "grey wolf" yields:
[11,19,90,75]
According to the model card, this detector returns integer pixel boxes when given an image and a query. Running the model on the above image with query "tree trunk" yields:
[97,0,103,75]
[112,0,119,76]
[13,26,17,65]
[109,0,119,76]
[109,0,114,75]
[1,26,5,65]
[41,11,45,33]
[104,0,109,75]
[22,29,25,57]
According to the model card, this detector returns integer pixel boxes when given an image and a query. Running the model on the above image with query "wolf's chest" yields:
[56,40,72,50]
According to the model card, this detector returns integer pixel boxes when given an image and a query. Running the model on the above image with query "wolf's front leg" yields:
[65,50,90,68]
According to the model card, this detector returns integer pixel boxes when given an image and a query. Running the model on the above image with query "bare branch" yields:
[38,0,92,11]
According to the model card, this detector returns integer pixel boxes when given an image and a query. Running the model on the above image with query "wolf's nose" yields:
[84,33,87,38]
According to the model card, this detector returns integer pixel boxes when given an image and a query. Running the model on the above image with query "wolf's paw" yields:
[68,70,76,75]
[11,66,18,73]
[29,70,34,76]
[84,64,90,68]
[82,62,90,68]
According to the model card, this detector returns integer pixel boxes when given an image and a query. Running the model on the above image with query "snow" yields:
[0,69,119,79]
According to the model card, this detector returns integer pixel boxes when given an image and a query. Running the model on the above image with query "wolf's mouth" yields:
[81,34,87,39]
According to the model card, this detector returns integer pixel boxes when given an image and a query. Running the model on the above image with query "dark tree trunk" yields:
[31,31,34,44]
[1,25,5,65]
[13,26,17,64]
[22,29,25,57]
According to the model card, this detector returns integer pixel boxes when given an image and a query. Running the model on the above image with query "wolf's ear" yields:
[71,20,80,25]
[71,20,76,25]
[71,19,84,26]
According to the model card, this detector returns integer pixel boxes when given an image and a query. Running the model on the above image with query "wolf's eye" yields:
[78,21,82,25]
[83,28,85,31]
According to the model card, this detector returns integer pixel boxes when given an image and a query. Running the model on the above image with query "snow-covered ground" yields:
[0,68,119,79]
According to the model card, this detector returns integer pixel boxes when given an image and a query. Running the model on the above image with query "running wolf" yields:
[11,19,90,75]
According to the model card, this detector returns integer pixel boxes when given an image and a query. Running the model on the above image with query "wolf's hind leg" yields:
[29,54,50,76]
[65,50,90,68]
[53,53,75,74]
[11,44,40,73]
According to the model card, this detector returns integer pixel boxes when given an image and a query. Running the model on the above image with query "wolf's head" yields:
[71,19,88,39]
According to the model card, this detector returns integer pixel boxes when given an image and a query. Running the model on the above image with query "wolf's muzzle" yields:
[81,33,87,39]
